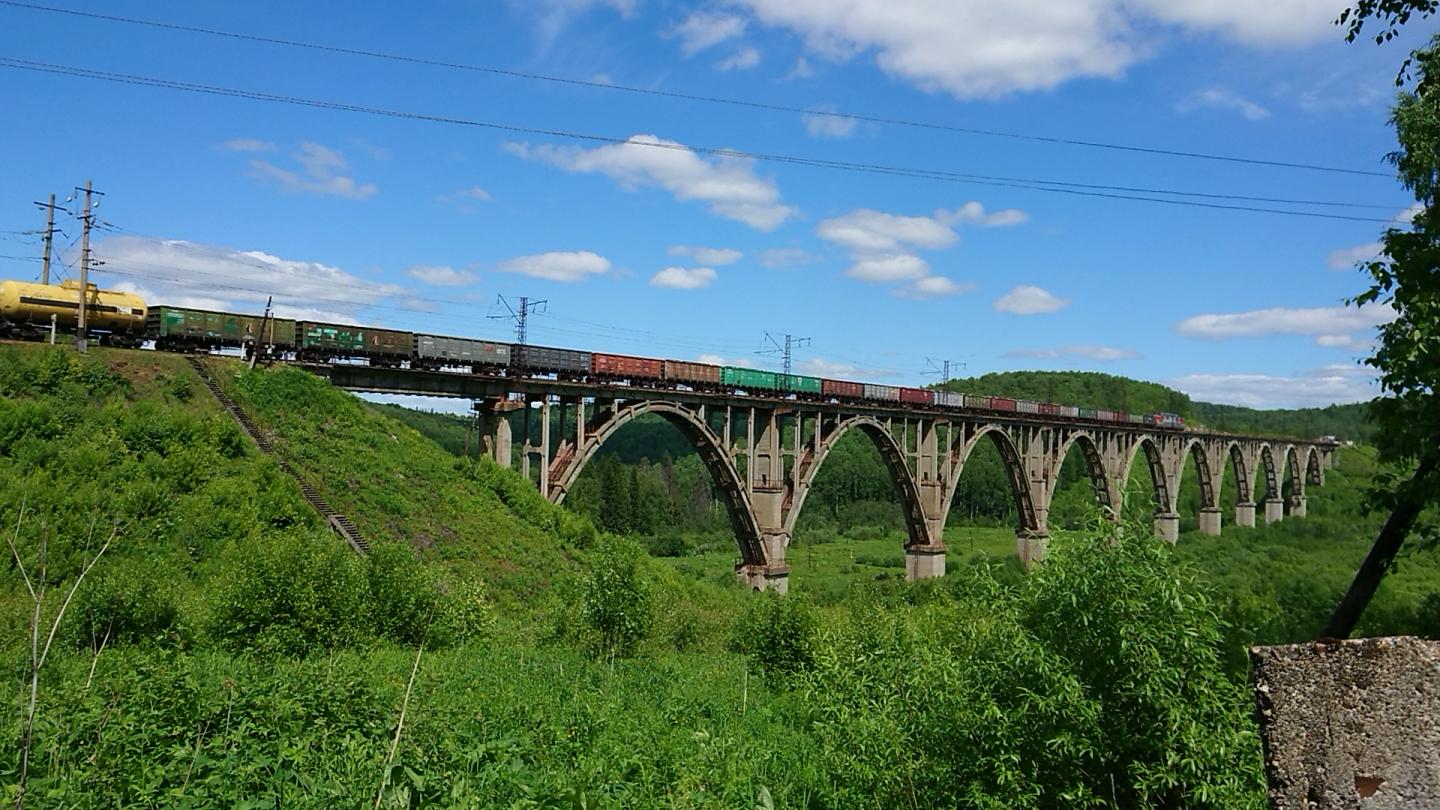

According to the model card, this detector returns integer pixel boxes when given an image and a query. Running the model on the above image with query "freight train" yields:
[0,283,1186,429]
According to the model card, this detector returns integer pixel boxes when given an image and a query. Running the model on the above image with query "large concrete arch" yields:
[1226,441,1253,504]
[1121,435,1171,513]
[549,400,767,567]
[1257,444,1284,523]
[940,424,1039,534]
[782,415,929,548]
[1306,446,1326,487]
[1052,430,1120,515]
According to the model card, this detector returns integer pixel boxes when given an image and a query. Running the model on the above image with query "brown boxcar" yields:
[1038,402,1062,416]
[900,387,933,405]
[663,360,721,386]
[990,397,1018,412]
[823,379,864,399]
[593,352,663,380]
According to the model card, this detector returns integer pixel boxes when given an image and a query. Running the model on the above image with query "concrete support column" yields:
[1264,498,1285,524]
[1198,507,1222,536]
[905,544,946,580]
[1153,511,1180,544]
[1289,495,1308,518]
[1235,502,1256,528]
[735,563,789,593]
[1017,529,1049,570]
[538,399,551,498]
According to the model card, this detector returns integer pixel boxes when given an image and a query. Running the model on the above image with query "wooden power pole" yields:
[73,180,104,354]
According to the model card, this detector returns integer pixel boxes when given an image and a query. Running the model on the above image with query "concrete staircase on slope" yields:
[185,356,370,554]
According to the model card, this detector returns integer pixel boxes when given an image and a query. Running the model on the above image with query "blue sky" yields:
[1,0,1433,408]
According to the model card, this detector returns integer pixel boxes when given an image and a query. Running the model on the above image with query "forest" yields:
[3,343,1435,808]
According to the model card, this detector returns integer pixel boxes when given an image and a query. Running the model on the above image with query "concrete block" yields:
[1290,496,1308,518]
[1198,507,1222,536]
[1153,512,1180,544]
[1251,637,1440,809]
[736,564,789,593]
[1265,498,1286,525]
[1236,502,1256,528]
[905,545,946,581]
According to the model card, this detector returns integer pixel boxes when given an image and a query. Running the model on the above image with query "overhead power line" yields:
[0,57,1404,224]
[0,0,1389,178]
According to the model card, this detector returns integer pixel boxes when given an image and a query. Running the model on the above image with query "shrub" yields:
[366,541,435,646]
[730,592,816,684]
[578,534,652,660]
[71,556,181,648]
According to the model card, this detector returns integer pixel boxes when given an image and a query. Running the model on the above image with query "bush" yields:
[578,535,652,660]
[71,556,182,648]
[211,530,370,656]
[730,592,816,684]
[366,541,435,646]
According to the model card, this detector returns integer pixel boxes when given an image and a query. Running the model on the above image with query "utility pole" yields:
[757,331,811,383]
[489,295,546,344]
[925,357,966,383]
[75,181,104,354]
[33,194,65,286]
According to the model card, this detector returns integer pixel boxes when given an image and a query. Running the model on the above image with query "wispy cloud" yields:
[406,265,476,286]
[716,47,761,71]
[1005,345,1136,361]
[994,285,1069,315]
[496,250,611,282]
[802,105,858,138]
[220,138,276,153]
[651,266,717,289]
[247,142,377,200]
[1170,363,1378,408]
[1176,86,1270,121]
[1174,303,1396,346]
[666,11,747,55]
[669,245,743,265]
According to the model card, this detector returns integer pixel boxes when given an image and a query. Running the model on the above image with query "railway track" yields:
[186,356,370,555]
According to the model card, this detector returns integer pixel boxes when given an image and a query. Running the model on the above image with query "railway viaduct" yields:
[306,364,1337,593]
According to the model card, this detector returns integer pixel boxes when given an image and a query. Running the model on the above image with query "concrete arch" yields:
[1306,446,1325,486]
[1053,430,1118,513]
[1175,438,1218,509]
[550,400,766,566]
[941,424,1040,533]
[1121,435,1171,512]
[1257,444,1280,501]
[1226,441,1253,503]
[1285,445,1304,497]
[781,415,929,547]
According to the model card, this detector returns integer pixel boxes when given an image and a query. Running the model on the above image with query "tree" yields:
[1324,36,1440,637]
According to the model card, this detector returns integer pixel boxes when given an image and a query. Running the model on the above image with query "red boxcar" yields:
[593,352,663,380]
[990,397,1018,412]
[823,379,864,399]
[900,387,934,405]
[663,360,721,386]
[1038,402,1061,416]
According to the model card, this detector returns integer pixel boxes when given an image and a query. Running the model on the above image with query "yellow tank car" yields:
[0,279,147,339]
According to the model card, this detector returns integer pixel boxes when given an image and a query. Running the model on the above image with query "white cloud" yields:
[757,247,815,268]
[796,357,857,377]
[247,142,377,200]
[940,201,1029,228]
[496,250,611,282]
[1176,86,1270,121]
[1397,203,1423,223]
[93,235,403,322]
[1315,334,1360,348]
[892,275,975,299]
[220,138,276,153]
[651,266,717,289]
[1326,241,1383,270]
[1170,364,1378,409]
[406,265,475,286]
[507,134,794,230]
[817,208,959,253]
[802,106,858,138]
[1174,303,1396,339]
[847,253,931,283]
[716,47,762,71]
[1005,345,1137,361]
[454,186,493,202]
[590,73,614,85]
[994,285,1069,315]
[697,352,728,365]
[668,245,743,265]
[667,11,747,55]
[735,0,1336,100]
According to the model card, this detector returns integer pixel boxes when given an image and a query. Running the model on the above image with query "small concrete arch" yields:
[782,415,929,547]
[1053,430,1118,513]
[1285,445,1304,497]
[1121,435,1171,512]
[1255,444,1281,502]
[1225,441,1252,504]
[1306,446,1325,486]
[941,424,1040,533]
[1175,438,1218,510]
[550,400,766,567]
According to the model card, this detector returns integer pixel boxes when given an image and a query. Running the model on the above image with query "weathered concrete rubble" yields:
[1250,636,1440,809]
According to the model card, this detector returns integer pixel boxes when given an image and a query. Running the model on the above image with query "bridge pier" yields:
[736,563,789,593]
[1198,507,1222,536]
[1153,512,1180,544]
[905,543,946,580]
[1289,494,1308,518]
[1017,529,1048,570]
[1264,498,1285,525]
[474,398,520,468]
[1235,502,1256,528]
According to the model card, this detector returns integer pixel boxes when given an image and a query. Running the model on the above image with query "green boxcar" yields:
[147,306,296,348]
[722,366,779,391]
[298,321,413,358]
[1078,407,1098,420]
[783,374,822,394]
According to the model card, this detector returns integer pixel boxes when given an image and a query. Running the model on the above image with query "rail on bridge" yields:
[306,363,1338,593]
